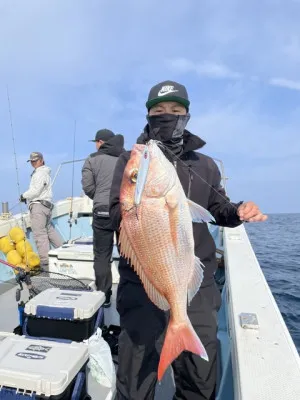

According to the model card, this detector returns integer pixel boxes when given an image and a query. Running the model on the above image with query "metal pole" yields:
[2,202,9,214]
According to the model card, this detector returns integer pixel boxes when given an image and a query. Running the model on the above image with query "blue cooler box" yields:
[0,335,90,399]
[23,289,105,342]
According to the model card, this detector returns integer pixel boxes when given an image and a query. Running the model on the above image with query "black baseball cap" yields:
[146,80,190,111]
[89,129,115,142]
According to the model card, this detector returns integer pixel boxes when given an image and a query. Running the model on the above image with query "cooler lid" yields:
[24,288,105,320]
[48,244,94,261]
[0,336,88,397]
[73,236,93,245]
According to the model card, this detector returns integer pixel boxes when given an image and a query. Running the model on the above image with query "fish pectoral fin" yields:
[187,199,216,223]
[141,272,170,311]
[165,191,178,209]
[119,222,170,311]
[187,256,205,305]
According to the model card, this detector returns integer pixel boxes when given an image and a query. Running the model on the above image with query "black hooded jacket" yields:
[82,134,125,212]
[109,129,243,287]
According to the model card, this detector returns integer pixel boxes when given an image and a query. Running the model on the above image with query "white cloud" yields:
[189,102,300,160]
[269,78,300,91]
[168,58,242,80]
[1,1,299,88]
[169,57,300,91]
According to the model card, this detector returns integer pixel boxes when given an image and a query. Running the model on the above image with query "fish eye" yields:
[130,168,138,183]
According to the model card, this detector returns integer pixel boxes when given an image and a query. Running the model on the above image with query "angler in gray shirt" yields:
[82,129,125,306]
[20,152,63,269]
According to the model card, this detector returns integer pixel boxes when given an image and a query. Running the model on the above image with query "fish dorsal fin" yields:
[119,222,170,311]
[187,199,215,223]
[187,256,205,305]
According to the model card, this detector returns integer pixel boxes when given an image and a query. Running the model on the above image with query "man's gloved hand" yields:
[19,194,26,203]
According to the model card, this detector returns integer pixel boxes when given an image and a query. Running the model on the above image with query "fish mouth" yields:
[121,200,135,212]
[131,140,177,199]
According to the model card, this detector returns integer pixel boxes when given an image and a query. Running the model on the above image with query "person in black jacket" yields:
[82,129,125,307]
[109,81,267,399]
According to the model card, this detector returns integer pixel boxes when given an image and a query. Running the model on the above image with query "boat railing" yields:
[223,225,300,399]
[52,157,229,190]
[51,158,86,189]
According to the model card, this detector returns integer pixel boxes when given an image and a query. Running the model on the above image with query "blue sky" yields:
[0,0,299,214]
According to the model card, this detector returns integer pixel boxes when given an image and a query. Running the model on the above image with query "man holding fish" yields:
[109,80,267,400]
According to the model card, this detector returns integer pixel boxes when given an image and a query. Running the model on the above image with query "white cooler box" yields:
[0,335,90,399]
[23,288,105,342]
[48,242,120,284]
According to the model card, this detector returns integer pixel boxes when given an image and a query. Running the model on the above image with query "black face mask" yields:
[146,113,190,157]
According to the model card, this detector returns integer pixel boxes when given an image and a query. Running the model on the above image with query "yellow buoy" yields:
[24,251,40,268]
[9,227,25,244]
[6,249,22,266]
[16,240,33,257]
[0,236,15,254]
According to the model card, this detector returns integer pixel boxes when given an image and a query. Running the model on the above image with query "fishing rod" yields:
[157,141,239,212]
[0,258,29,272]
[68,120,77,240]
[0,257,89,293]
[8,201,22,213]
[0,258,37,330]
[6,86,31,268]
[6,87,26,223]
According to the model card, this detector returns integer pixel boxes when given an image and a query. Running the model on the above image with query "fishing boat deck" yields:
[0,281,177,399]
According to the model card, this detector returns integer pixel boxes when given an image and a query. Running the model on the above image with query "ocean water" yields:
[245,213,300,352]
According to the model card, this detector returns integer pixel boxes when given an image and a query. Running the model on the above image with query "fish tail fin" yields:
[157,319,208,382]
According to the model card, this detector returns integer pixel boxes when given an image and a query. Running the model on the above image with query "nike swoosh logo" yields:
[157,89,179,97]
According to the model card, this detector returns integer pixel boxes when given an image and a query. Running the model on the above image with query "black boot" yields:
[103,289,112,308]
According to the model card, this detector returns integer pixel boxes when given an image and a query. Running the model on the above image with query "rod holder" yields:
[1,202,9,214]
